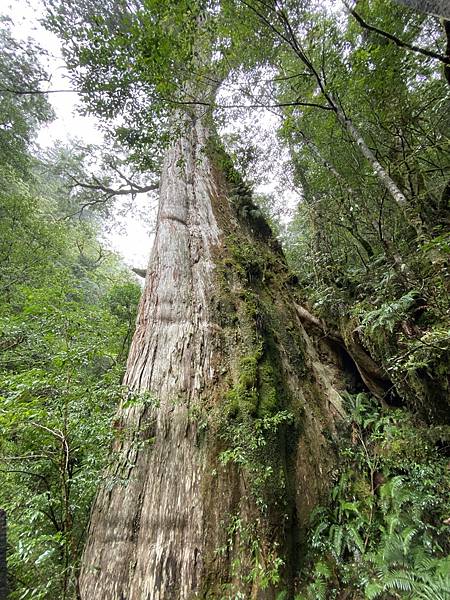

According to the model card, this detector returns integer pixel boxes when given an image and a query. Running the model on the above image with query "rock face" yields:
[78,114,350,599]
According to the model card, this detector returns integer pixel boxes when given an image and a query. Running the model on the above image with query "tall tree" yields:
[43,0,450,596]
[44,1,362,597]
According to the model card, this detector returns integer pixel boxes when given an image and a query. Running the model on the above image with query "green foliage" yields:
[0,18,54,175]
[216,514,285,594]
[218,409,293,511]
[0,203,140,599]
[297,393,450,600]
[8,0,449,596]
[360,292,419,334]
[278,1,450,418]
[0,21,141,597]
[44,0,215,168]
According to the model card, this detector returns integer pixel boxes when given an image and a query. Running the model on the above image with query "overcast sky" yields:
[5,0,154,268]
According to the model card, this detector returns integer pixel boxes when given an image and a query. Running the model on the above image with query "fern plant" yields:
[295,394,450,600]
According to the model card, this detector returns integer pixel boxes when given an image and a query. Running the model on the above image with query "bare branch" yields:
[0,85,333,112]
[69,175,159,197]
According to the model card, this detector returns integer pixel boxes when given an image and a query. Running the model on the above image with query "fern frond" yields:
[347,524,365,554]
[314,561,332,580]
[382,533,409,565]
[415,574,450,600]
[365,581,384,599]
[401,526,418,553]
[306,578,327,600]
[329,524,343,559]
[383,569,415,592]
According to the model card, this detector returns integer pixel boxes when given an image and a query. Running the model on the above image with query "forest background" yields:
[0,0,449,598]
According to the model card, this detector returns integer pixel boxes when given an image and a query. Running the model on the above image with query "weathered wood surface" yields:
[80,116,223,599]
[79,114,348,599]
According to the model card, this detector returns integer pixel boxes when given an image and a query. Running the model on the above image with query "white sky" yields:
[5,0,101,146]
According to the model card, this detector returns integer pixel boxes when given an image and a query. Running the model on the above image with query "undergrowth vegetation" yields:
[0,18,141,598]
[295,393,450,600]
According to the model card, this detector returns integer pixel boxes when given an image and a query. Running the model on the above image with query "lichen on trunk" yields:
[79,113,352,599]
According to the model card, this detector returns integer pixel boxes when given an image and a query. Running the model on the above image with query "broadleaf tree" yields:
[0,18,141,600]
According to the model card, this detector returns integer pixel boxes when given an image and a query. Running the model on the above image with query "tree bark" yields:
[333,104,409,210]
[79,113,350,599]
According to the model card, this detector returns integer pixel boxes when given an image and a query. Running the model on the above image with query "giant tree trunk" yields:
[79,113,348,599]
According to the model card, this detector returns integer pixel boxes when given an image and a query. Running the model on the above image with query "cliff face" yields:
[79,115,353,599]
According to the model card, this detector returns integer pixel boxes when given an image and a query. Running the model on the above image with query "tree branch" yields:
[70,175,159,197]
[0,86,333,111]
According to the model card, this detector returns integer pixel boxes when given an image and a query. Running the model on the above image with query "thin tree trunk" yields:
[268,10,417,222]
[0,509,7,600]
[298,133,375,258]
[332,104,409,210]
[79,113,349,599]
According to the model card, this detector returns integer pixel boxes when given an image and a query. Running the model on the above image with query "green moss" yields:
[224,345,262,417]
[223,339,288,420]
[257,358,278,417]
[226,236,266,282]
[238,352,260,387]
[206,135,245,188]
[215,239,298,422]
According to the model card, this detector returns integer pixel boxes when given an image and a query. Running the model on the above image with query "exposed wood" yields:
[294,304,393,402]
[78,113,351,598]
[294,304,342,343]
